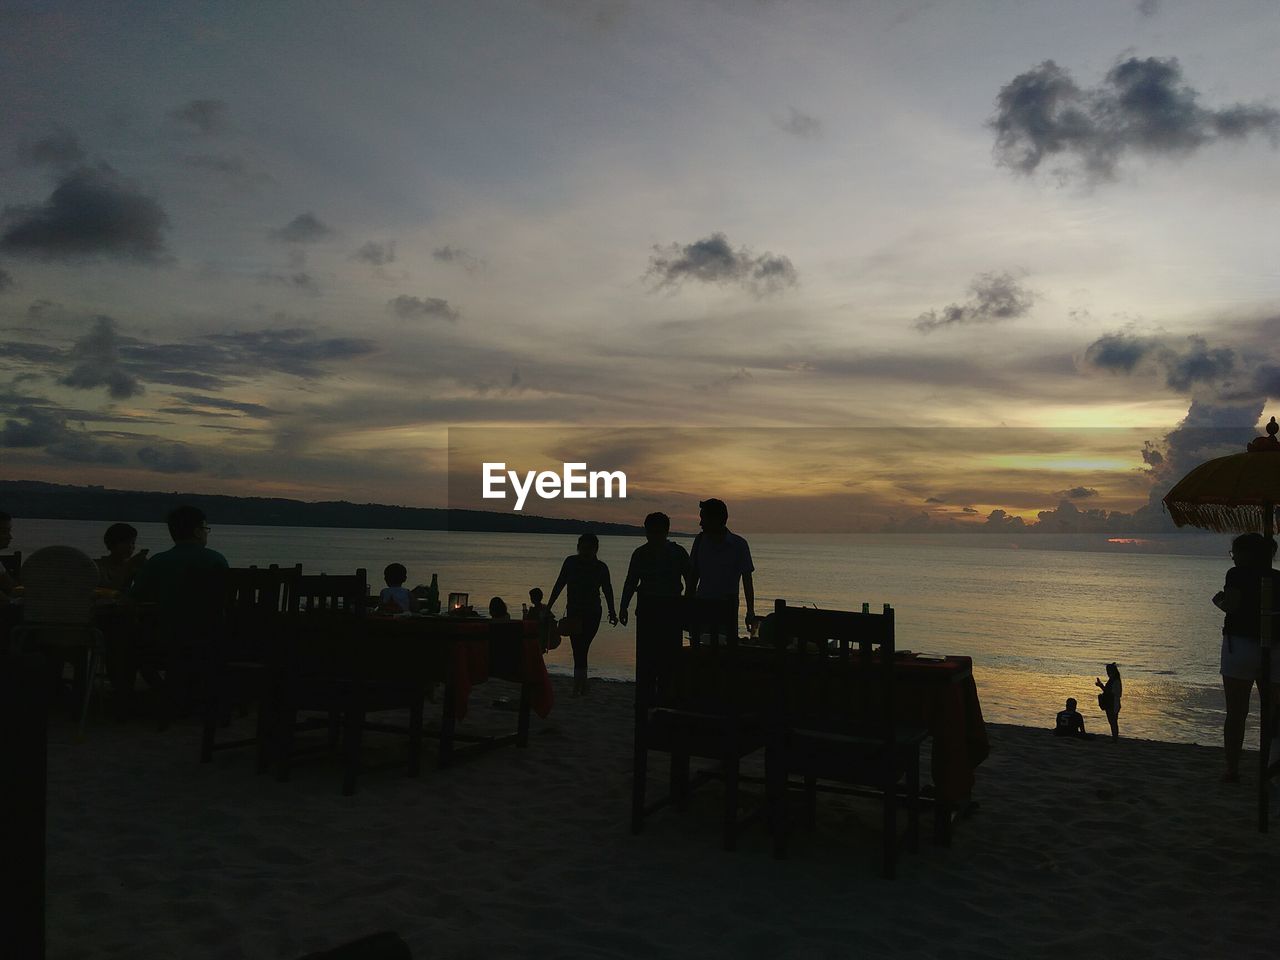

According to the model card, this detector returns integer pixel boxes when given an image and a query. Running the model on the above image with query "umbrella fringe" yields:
[1165,501,1273,533]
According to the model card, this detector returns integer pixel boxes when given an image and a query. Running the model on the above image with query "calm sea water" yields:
[15,519,1244,746]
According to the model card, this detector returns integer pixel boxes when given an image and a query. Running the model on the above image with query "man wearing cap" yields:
[689,498,755,636]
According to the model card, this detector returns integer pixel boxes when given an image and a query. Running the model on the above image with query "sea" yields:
[15,519,1248,747]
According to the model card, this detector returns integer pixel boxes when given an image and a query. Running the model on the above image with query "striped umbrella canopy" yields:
[1162,417,1280,534]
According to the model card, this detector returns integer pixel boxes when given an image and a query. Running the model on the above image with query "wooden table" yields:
[675,644,988,843]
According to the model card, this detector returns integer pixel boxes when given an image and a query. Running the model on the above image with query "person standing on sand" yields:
[548,533,617,697]
[1212,532,1280,783]
[1095,663,1121,742]
[689,498,755,636]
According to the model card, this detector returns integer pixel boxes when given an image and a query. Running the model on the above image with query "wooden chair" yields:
[295,570,368,613]
[278,571,434,794]
[631,595,768,851]
[192,565,301,768]
[767,599,924,878]
[0,550,21,583]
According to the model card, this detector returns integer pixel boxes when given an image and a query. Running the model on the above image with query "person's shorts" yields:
[1221,633,1265,680]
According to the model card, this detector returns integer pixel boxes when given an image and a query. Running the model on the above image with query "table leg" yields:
[408,690,424,777]
[438,682,457,768]
[516,682,532,748]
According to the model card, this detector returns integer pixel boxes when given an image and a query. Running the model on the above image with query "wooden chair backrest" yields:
[635,595,748,715]
[773,598,897,739]
[296,570,368,614]
[0,551,21,582]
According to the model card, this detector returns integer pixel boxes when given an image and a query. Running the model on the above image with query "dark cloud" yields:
[169,99,229,135]
[354,240,397,266]
[432,245,481,271]
[0,165,170,262]
[137,441,202,474]
[169,393,276,417]
[197,328,379,378]
[924,496,945,504]
[1082,332,1239,394]
[389,295,460,321]
[1058,486,1098,499]
[257,270,321,295]
[59,316,144,399]
[1137,0,1160,16]
[1082,332,1159,373]
[991,56,1280,182]
[269,212,333,244]
[17,128,86,169]
[777,107,823,139]
[0,268,12,292]
[646,232,798,296]
[914,272,1034,333]
[0,403,125,463]
[538,0,627,30]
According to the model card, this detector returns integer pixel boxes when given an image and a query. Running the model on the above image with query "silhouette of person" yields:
[1212,532,1280,782]
[378,563,415,613]
[524,587,549,621]
[620,511,692,700]
[96,522,149,592]
[1095,662,1122,742]
[489,596,511,620]
[548,533,617,697]
[0,510,16,598]
[1054,697,1090,738]
[689,498,755,636]
[130,506,229,610]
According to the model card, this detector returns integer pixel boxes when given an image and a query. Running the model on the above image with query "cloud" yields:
[914,272,1034,332]
[776,107,823,139]
[269,212,333,244]
[990,56,1280,181]
[0,403,125,463]
[924,496,945,503]
[169,98,229,134]
[432,245,481,271]
[538,0,627,30]
[646,232,798,296]
[257,270,321,295]
[169,393,277,418]
[1082,332,1239,394]
[354,240,397,266]
[1137,0,1161,17]
[0,165,170,262]
[137,441,202,473]
[17,128,86,169]
[59,316,144,398]
[0,268,12,293]
[388,295,460,321]
[1058,486,1099,499]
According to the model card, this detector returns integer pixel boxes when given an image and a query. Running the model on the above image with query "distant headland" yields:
[0,480,653,537]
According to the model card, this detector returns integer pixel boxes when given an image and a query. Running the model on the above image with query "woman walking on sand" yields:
[1096,662,1122,742]
[548,533,617,697]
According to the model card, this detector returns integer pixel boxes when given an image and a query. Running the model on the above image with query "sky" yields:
[1,0,1278,533]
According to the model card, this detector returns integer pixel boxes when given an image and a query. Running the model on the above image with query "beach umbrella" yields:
[1162,416,1280,832]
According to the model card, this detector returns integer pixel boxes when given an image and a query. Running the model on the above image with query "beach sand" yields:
[46,677,1277,960]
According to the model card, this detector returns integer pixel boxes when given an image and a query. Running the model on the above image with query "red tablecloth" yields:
[369,616,554,721]
[896,656,988,803]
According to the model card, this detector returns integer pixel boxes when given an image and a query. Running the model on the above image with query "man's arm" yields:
[742,571,755,623]
[0,569,15,597]
[619,548,641,619]
[547,558,570,611]
[688,536,700,597]
[602,563,617,624]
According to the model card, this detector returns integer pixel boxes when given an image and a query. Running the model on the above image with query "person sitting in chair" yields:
[1054,698,1090,738]
[96,522,149,592]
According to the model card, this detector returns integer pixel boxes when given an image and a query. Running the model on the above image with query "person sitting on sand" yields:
[96,522,149,592]
[489,596,511,620]
[1054,698,1090,738]
[378,563,415,613]
[1095,662,1122,742]
[0,510,17,598]
[1212,532,1280,783]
